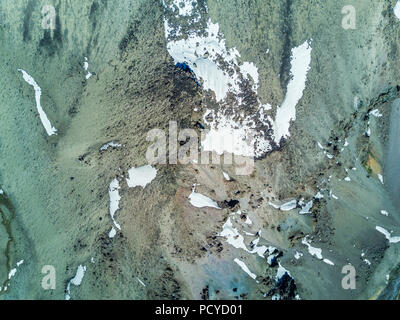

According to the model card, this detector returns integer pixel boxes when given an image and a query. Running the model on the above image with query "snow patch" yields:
[172,0,195,16]
[269,199,297,211]
[376,226,400,243]
[323,259,334,266]
[137,278,146,287]
[395,1,400,20]
[18,69,57,136]
[364,259,371,266]
[219,218,270,258]
[163,5,273,157]
[280,199,297,211]
[276,263,291,281]
[109,178,121,230]
[219,217,247,251]
[294,251,303,260]
[109,227,116,238]
[65,265,87,300]
[234,258,257,280]
[223,171,231,181]
[126,165,157,188]
[380,210,389,216]
[100,141,122,151]
[302,237,334,266]
[314,192,324,199]
[165,19,243,102]
[189,187,220,209]
[302,237,323,260]
[273,40,312,143]
[370,109,382,117]
[201,111,262,157]
[83,57,93,79]
[299,200,313,214]
[8,268,17,280]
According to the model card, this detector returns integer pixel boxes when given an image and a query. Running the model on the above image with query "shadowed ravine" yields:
[0,191,15,294]
[385,99,400,210]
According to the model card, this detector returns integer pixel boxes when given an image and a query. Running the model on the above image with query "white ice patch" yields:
[8,268,17,280]
[302,237,323,260]
[314,192,324,199]
[269,199,297,211]
[364,259,371,266]
[267,254,278,265]
[219,217,248,251]
[83,57,93,79]
[323,259,334,266]
[70,265,86,286]
[172,0,195,16]
[299,200,313,214]
[100,141,122,151]
[201,114,255,157]
[381,210,389,216]
[165,18,258,102]
[250,236,270,258]
[395,1,400,20]
[244,231,255,236]
[376,226,400,243]
[223,171,231,181]
[4,259,24,293]
[109,227,116,238]
[219,217,269,257]
[344,177,351,182]
[65,265,87,300]
[318,142,335,159]
[189,187,220,209]
[378,174,384,185]
[273,40,312,143]
[137,278,146,287]
[280,199,297,211]
[266,247,279,265]
[370,109,382,117]
[244,216,252,225]
[302,237,334,265]
[201,108,273,159]
[325,152,334,159]
[234,258,257,280]
[240,61,260,94]
[18,69,57,136]
[294,251,303,260]
[0,189,3,194]
[268,202,281,209]
[109,178,121,230]
[165,20,235,101]
[164,7,273,157]
[276,263,291,281]
[126,165,157,188]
